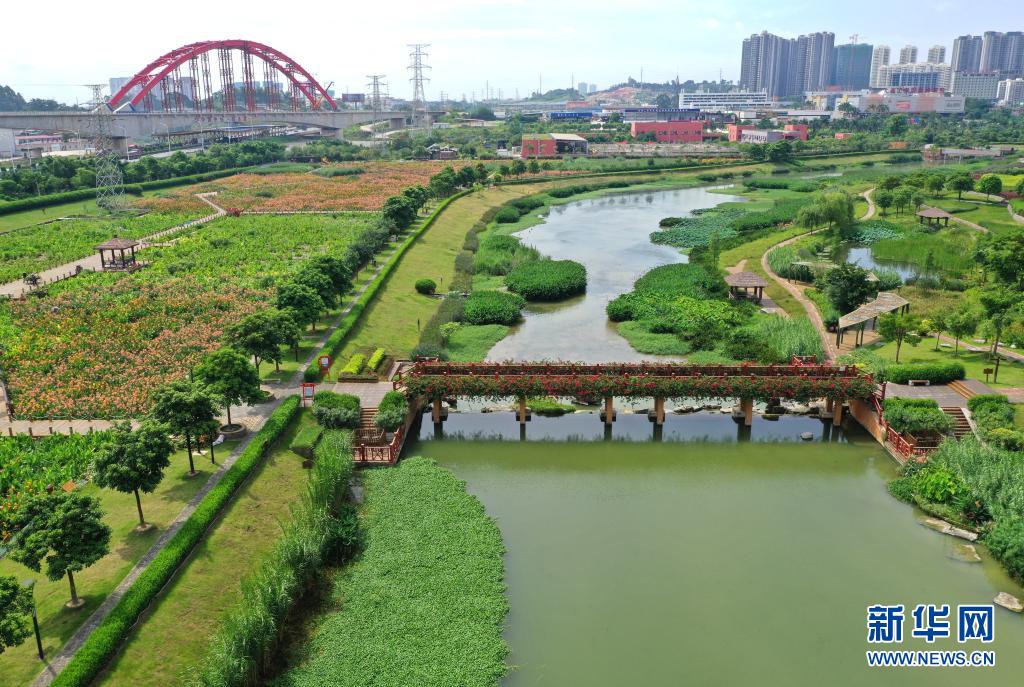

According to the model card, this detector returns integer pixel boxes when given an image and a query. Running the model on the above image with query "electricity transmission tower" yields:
[407,44,430,126]
[84,84,126,211]
[366,74,388,137]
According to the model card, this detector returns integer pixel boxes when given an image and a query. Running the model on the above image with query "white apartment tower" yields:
[927,45,946,64]
[899,45,918,64]
[870,45,891,88]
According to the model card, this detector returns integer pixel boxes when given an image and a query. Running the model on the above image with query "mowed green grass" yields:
[0,198,105,232]
[446,324,509,361]
[870,339,1024,388]
[95,412,315,687]
[0,441,239,687]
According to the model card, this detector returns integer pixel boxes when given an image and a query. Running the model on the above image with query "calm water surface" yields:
[485,187,743,362]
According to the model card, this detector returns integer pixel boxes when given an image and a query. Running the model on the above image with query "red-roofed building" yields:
[783,124,809,141]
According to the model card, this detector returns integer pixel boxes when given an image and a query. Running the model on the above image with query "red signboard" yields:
[300,382,316,406]
[319,355,331,371]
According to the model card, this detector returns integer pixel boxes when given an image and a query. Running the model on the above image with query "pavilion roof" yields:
[724,271,768,288]
[96,237,139,250]
[916,207,952,219]
[838,291,910,330]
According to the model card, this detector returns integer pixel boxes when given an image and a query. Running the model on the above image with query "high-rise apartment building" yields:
[980,31,1024,73]
[899,45,918,64]
[951,35,984,72]
[997,78,1024,105]
[877,62,952,90]
[928,45,946,64]
[739,30,834,97]
[832,43,873,89]
[870,45,891,88]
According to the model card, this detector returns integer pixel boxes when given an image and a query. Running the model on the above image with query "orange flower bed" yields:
[136,161,469,213]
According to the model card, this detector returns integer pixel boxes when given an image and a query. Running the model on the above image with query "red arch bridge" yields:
[394,360,879,428]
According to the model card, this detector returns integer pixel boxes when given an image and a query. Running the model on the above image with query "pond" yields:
[835,243,929,281]
[406,416,1024,686]
[485,187,744,362]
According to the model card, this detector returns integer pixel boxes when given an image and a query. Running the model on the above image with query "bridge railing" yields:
[402,361,862,380]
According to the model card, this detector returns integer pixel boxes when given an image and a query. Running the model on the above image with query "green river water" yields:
[405,187,1024,685]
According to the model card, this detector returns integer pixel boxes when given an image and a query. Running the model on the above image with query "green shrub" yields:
[632,263,727,300]
[883,362,965,384]
[505,259,587,301]
[50,397,301,687]
[473,233,541,276]
[494,207,521,223]
[883,398,952,435]
[374,391,409,431]
[726,317,824,364]
[415,278,437,295]
[528,397,576,416]
[913,465,964,504]
[303,366,321,382]
[887,477,915,503]
[189,430,357,687]
[463,290,525,326]
[985,517,1024,582]
[290,425,324,458]
[341,353,366,375]
[744,178,790,190]
[312,392,360,429]
[367,348,386,371]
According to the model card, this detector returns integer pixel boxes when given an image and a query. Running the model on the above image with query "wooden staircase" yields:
[948,380,978,400]
[941,407,974,441]
[355,408,383,444]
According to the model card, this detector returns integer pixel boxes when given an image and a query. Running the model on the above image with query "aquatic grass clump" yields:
[505,259,587,301]
[463,290,526,326]
[275,456,508,687]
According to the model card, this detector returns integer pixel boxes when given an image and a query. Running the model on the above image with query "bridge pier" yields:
[600,396,616,425]
[832,401,844,426]
[740,398,754,427]
[431,398,444,423]
[517,396,531,424]
[653,397,665,425]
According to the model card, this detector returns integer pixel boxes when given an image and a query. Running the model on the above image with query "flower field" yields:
[0,212,376,418]
[141,162,466,212]
[0,212,201,284]
[0,432,110,538]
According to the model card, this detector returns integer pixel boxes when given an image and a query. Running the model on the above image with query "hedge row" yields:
[883,361,965,385]
[967,394,1024,451]
[50,395,301,687]
[0,167,251,216]
[315,189,474,362]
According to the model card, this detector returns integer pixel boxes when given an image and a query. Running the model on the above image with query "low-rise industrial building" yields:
[740,129,785,143]
[727,124,755,142]
[839,92,965,114]
[678,91,772,112]
[520,133,589,158]
[630,120,704,143]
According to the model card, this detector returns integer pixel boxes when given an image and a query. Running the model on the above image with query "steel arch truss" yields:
[108,40,337,112]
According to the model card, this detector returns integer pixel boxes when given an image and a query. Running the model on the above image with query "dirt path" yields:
[861,188,877,220]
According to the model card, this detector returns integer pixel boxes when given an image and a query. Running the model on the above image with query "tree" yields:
[272,309,303,363]
[819,263,875,315]
[878,175,902,191]
[926,310,948,351]
[149,379,218,475]
[766,140,793,163]
[527,160,540,174]
[874,189,894,215]
[976,232,1024,289]
[93,421,173,529]
[510,160,527,177]
[816,191,855,230]
[293,266,336,311]
[0,575,33,654]
[947,173,974,200]
[979,286,1023,383]
[195,348,262,426]
[9,492,111,608]
[226,310,285,371]
[925,175,946,197]
[1016,178,1024,196]
[976,174,1003,200]
[946,309,980,356]
[381,195,417,229]
[655,93,675,109]
[305,255,353,299]
[892,186,914,214]
[879,312,921,363]
[276,281,324,332]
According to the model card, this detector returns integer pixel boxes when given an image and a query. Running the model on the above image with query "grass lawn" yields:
[929,197,1021,235]
[0,199,105,232]
[0,441,238,687]
[1015,404,1024,430]
[95,412,315,687]
[446,324,509,361]
[869,339,1024,388]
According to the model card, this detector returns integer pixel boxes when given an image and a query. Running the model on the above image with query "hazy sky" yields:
[1,0,1019,104]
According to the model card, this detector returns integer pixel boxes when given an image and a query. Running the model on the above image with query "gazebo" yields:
[96,237,140,271]
[725,271,768,303]
[836,291,910,347]
[916,207,952,227]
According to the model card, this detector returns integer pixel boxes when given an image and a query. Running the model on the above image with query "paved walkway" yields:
[861,188,877,220]
[1008,203,1024,225]
[0,193,226,299]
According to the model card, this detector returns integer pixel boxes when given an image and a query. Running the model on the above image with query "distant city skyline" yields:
[0,0,1020,104]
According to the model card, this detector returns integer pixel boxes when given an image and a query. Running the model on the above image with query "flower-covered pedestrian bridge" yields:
[395,359,878,427]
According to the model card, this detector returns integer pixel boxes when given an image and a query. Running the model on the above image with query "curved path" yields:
[1008,203,1024,225]
[756,188,877,363]
[919,204,988,233]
